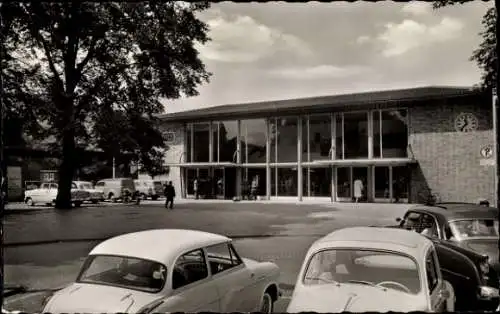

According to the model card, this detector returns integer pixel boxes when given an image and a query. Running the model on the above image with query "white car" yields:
[42,229,281,313]
[74,181,105,203]
[287,227,455,313]
[24,182,89,207]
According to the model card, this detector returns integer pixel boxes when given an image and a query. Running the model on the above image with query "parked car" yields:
[42,229,281,313]
[94,178,137,202]
[134,180,162,200]
[392,203,499,311]
[24,182,89,207]
[287,227,455,313]
[73,181,105,204]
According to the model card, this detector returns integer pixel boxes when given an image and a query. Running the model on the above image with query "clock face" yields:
[454,112,479,132]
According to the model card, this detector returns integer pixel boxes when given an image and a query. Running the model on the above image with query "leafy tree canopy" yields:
[1,2,212,208]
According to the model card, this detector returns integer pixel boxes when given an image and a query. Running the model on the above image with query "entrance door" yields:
[335,166,369,202]
[213,168,225,200]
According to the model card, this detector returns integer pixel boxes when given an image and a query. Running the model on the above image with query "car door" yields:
[426,248,447,312]
[45,183,58,203]
[161,248,220,312]
[204,242,256,312]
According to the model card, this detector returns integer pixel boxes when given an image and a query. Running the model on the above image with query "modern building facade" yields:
[155,86,495,204]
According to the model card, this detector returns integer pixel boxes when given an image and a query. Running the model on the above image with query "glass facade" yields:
[241,119,267,164]
[272,117,298,163]
[179,107,410,202]
[214,121,238,162]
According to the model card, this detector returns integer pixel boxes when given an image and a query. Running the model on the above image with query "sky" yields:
[162,1,492,114]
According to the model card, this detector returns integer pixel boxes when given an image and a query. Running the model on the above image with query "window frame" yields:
[171,248,209,291]
[425,248,439,294]
[420,213,441,239]
[204,242,244,276]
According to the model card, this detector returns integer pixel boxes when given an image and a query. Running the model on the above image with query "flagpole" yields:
[493,87,498,207]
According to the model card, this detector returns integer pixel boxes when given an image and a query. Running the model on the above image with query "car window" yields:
[96,182,105,187]
[420,214,439,238]
[71,183,78,189]
[172,249,208,290]
[205,242,242,275]
[449,219,499,240]
[77,255,167,293]
[401,211,422,231]
[425,250,439,293]
[41,183,50,189]
[49,183,58,189]
[303,249,421,294]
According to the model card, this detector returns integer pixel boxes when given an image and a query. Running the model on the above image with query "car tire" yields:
[151,195,159,201]
[73,201,82,207]
[260,292,273,314]
[25,197,34,206]
[91,200,98,204]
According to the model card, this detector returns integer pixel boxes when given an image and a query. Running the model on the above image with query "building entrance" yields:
[185,167,231,199]
[336,166,369,202]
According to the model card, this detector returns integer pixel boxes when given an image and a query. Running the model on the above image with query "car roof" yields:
[410,204,498,220]
[73,181,91,184]
[310,227,431,257]
[89,229,230,265]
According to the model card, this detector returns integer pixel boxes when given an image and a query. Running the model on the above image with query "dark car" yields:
[391,203,499,311]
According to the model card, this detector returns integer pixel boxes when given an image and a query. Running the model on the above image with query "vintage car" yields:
[287,227,455,313]
[392,203,499,311]
[24,182,89,207]
[134,179,163,200]
[74,181,105,204]
[42,229,281,313]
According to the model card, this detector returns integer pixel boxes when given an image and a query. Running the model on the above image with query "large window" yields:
[343,112,368,159]
[374,166,390,200]
[392,166,409,201]
[381,109,408,158]
[193,123,210,162]
[372,111,382,158]
[213,121,238,162]
[306,115,331,162]
[272,167,297,196]
[271,117,298,163]
[305,167,331,197]
[241,119,267,164]
[186,124,192,162]
[336,167,351,198]
[335,114,343,159]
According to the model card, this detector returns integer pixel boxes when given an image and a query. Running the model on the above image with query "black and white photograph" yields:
[1,1,500,313]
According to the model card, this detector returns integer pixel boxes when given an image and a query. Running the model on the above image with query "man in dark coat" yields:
[164,181,176,209]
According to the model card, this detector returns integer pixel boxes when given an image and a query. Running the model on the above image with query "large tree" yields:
[433,0,496,90]
[1,2,211,208]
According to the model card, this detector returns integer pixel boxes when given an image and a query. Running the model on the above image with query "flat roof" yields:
[159,86,483,122]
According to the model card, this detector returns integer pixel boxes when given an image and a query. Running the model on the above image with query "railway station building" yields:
[155,86,495,204]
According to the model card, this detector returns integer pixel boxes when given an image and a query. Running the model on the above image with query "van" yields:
[94,178,136,202]
[134,179,163,200]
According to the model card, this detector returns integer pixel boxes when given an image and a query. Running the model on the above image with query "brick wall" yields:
[409,98,494,203]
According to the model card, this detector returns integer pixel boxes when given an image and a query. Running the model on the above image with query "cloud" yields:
[196,14,313,63]
[401,2,432,16]
[378,17,464,57]
[356,35,371,44]
[268,65,371,80]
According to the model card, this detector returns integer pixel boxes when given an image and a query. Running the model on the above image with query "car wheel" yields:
[73,201,82,207]
[260,292,273,314]
[91,200,98,204]
[151,195,158,201]
[25,197,34,206]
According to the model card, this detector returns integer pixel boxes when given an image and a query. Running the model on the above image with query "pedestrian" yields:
[164,181,176,209]
[193,178,199,200]
[251,176,258,200]
[354,178,363,203]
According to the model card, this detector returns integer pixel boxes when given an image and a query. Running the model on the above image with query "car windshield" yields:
[449,219,499,240]
[77,255,167,293]
[303,249,421,294]
[80,183,92,189]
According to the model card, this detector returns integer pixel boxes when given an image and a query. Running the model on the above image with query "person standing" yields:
[193,178,199,200]
[354,178,363,203]
[164,181,176,209]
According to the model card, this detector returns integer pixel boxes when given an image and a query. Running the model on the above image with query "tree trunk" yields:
[55,120,77,209]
